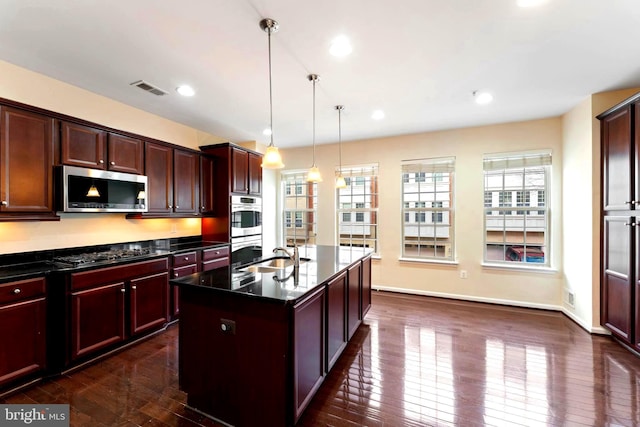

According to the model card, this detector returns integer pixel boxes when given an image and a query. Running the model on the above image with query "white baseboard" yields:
[372,285,610,335]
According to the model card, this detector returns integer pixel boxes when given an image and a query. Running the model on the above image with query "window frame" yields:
[482,151,551,267]
[401,157,455,262]
[335,164,379,254]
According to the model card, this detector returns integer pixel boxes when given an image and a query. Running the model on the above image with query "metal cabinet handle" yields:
[184,257,189,261]
[110,161,115,165]
[174,272,179,278]
[120,288,126,293]
[1,201,7,206]
[625,222,636,226]
[99,159,104,164]
[176,205,179,209]
[131,285,137,290]
[626,200,636,205]
[12,288,21,295]
[168,205,173,209]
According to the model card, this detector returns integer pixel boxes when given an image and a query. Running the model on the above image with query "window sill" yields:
[399,257,458,266]
[481,262,558,274]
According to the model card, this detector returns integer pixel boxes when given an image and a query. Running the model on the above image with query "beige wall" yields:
[280,118,565,309]
[0,60,227,254]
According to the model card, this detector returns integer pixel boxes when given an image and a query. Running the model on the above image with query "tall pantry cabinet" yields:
[598,92,640,353]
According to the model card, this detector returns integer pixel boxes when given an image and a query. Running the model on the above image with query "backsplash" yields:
[0,214,201,255]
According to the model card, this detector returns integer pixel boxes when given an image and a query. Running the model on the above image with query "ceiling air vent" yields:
[130,80,168,96]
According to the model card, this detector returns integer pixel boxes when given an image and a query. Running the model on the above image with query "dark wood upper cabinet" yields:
[61,122,143,174]
[145,142,173,214]
[0,106,57,220]
[60,121,106,169]
[231,147,249,194]
[248,152,262,195]
[107,133,144,174]
[173,148,199,214]
[200,155,215,215]
[601,107,633,211]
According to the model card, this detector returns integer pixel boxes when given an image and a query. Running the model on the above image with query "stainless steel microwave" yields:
[230,195,262,237]
[57,165,148,213]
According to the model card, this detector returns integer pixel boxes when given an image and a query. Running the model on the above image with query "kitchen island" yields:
[170,245,372,427]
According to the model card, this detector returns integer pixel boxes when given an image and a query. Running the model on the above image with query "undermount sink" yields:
[241,256,310,273]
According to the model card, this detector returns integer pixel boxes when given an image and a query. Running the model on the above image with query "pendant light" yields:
[86,183,100,197]
[306,74,322,182]
[259,18,285,169]
[335,105,347,189]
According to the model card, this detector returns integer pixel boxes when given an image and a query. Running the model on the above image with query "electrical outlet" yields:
[460,270,468,279]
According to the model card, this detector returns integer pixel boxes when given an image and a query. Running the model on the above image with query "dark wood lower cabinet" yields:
[347,262,362,340]
[66,258,169,364]
[71,282,126,359]
[0,277,46,387]
[293,287,325,421]
[326,272,347,371]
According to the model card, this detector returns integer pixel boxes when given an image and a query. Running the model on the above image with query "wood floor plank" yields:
[2,291,640,426]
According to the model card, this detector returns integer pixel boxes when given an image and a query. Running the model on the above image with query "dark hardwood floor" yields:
[3,291,640,426]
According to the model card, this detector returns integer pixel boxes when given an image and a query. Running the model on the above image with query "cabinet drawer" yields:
[202,246,229,261]
[202,257,229,271]
[172,265,198,279]
[0,277,46,304]
[172,251,198,268]
[71,258,168,291]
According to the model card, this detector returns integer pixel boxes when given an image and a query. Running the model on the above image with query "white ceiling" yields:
[1,0,639,148]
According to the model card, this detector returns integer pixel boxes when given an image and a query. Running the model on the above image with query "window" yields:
[401,157,455,261]
[281,171,318,247]
[483,151,551,266]
[336,164,379,253]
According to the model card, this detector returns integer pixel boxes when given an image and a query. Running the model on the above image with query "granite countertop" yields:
[0,237,229,283]
[170,245,373,305]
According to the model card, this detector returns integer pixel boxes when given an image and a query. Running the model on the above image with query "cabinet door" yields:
[71,282,126,360]
[173,149,198,214]
[293,287,325,423]
[326,271,347,371]
[347,262,362,340]
[361,255,372,318]
[248,152,262,195]
[231,147,248,193]
[200,154,215,214]
[60,121,107,169]
[602,216,633,342]
[130,272,168,335]
[108,133,143,174]
[145,142,173,213]
[0,107,55,213]
[0,298,46,387]
[602,107,633,211]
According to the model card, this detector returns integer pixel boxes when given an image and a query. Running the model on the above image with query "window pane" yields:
[483,156,550,266]
[336,165,379,253]
[402,157,455,260]
[282,172,317,246]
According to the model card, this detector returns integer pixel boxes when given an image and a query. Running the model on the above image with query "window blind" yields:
[483,151,552,171]
[401,156,455,174]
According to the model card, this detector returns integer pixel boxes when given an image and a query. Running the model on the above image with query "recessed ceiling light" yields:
[176,85,195,97]
[263,128,272,136]
[371,110,385,120]
[473,91,493,105]
[517,0,548,7]
[330,35,352,57]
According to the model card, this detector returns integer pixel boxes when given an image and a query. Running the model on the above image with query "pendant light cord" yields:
[338,106,342,170]
[312,77,316,166]
[267,27,274,148]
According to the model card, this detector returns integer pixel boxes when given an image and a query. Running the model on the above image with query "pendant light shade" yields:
[86,184,100,197]
[306,74,322,182]
[259,18,285,169]
[335,105,347,189]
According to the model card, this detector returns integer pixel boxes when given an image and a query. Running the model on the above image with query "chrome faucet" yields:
[273,245,300,268]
